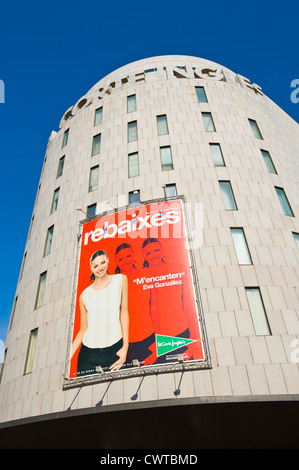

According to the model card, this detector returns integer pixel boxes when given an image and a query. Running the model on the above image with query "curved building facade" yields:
[0,55,299,449]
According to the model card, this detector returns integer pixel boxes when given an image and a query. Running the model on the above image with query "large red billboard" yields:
[66,198,206,382]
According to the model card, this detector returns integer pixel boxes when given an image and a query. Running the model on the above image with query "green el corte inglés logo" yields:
[156,334,196,357]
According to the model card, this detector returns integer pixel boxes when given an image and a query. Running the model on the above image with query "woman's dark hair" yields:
[141,238,160,249]
[114,243,135,273]
[115,243,133,255]
[89,250,108,283]
[141,238,166,268]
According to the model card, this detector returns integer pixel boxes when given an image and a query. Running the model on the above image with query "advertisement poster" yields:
[67,198,205,381]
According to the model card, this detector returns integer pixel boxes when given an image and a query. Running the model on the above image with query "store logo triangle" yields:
[156,334,196,357]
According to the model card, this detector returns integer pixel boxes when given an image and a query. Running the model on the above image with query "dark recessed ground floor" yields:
[0,395,298,450]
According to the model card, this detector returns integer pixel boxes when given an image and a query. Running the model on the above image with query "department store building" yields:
[0,55,298,449]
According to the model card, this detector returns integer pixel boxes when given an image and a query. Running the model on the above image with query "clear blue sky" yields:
[0,0,298,341]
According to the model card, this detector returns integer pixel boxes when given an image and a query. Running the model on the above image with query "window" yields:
[157,115,169,135]
[127,95,136,113]
[28,216,34,238]
[249,119,263,139]
[164,184,177,197]
[261,150,277,174]
[245,288,271,335]
[210,143,225,166]
[231,228,252,264]
[24,328,38,375]
[35,272,47,309]
[195,86,208,103]
[92,133,101,156]
[129,190,140,204]
[44,225,54,256]
[219,181,237,210]
[87,204,97,217]
[160,146,174,171]
[34,184,41,206]
[275,187,294,216]
[51,188,60,213]
[128,121,138,142]
[41,156,47,179]
[57,156,65,178]
[128,152,139,178]
[9,296,18,330]
[293,232,299,248]
[19,252,27,281]
[89,166,99,191]
[94,107,103,126]
[62,128,69,148]
[202,112,216,132]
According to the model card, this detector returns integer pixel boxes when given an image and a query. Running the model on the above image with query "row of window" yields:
[88,112,215,162]
[219,180,294,216]
[45,86,287,256]
[26,181,299,267]
[210,144,277,173]
[60,85,264,153]
[56,85,267,220]
[84,113,263,157]
[70,86,262,136]
[57,87,265,213]
[86,164,294,219]
[48,145,283,219]
[62,87,198,151]
[38,184,299,264]
[88,145,175,193]
[125,144,278,181]
[85,184,177,217]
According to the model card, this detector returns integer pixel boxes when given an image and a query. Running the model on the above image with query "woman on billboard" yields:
[114,243,156,366]
[71,250,129,376]
[141,237,203,362]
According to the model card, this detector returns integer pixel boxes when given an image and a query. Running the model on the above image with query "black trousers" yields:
[77,338,123,376]
[126,332,155,365]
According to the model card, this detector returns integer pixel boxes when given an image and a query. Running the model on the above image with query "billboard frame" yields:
[63,195,211,390]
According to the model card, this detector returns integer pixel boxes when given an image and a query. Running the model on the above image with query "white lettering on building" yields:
[60,65,263,126]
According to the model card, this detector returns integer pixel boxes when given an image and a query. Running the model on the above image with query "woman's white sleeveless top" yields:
[82,274,123,349]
